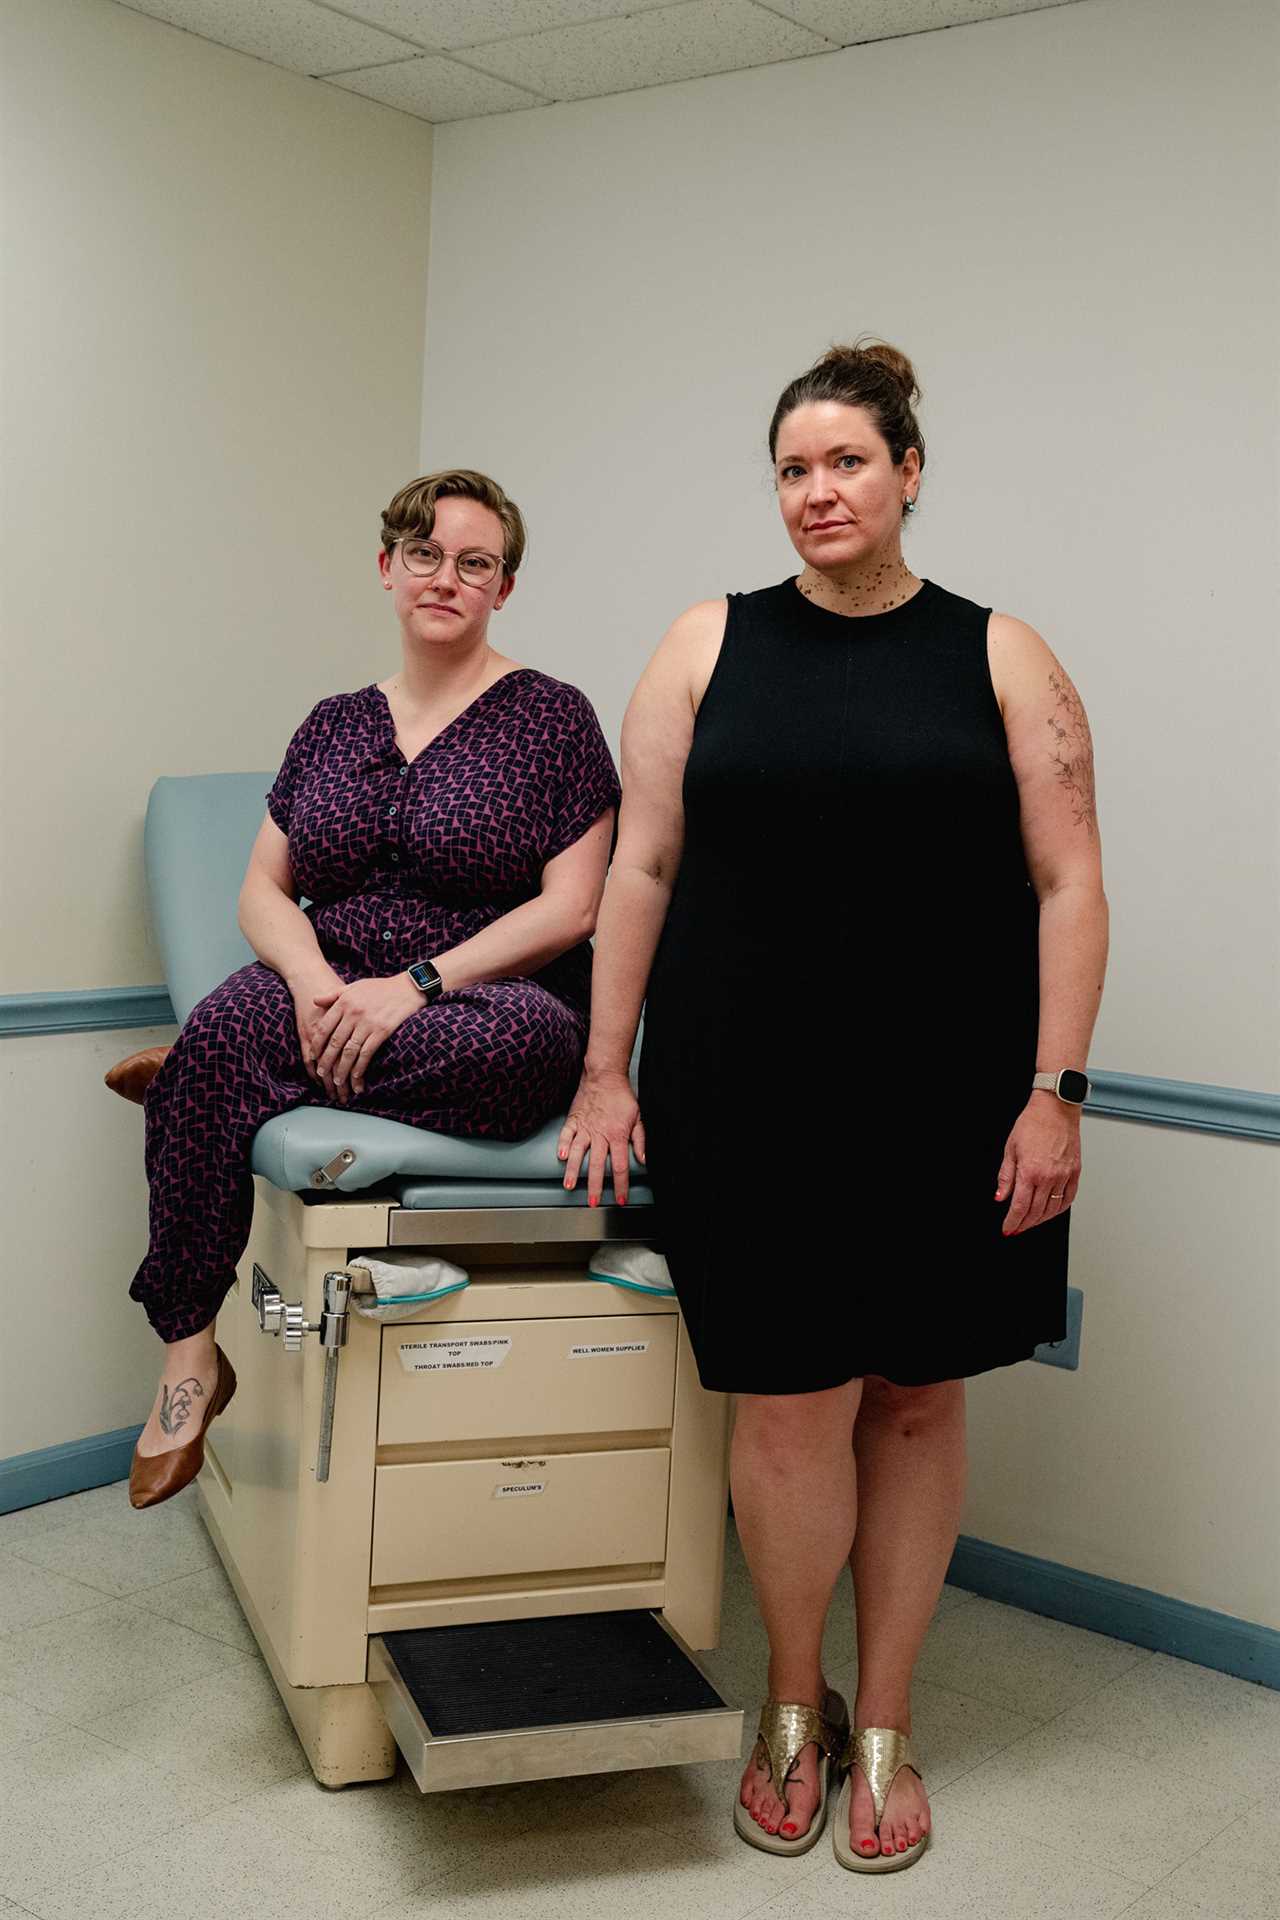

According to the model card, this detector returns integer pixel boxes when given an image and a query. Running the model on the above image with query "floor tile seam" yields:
[0,1687,76,1735]
[30,1635,259,1725]
[0,1546,125,1609]
[1146,1790,1277,1880]
[926,1706,1110,1799]
[0,1551,222,1606]
[12,1802,243,1912]
[371,1805,743,1910]
[124,1588,258,1655]
[923,1794,1160,1894]
[958,1771,1268,1892]
[47,1708,252,1800]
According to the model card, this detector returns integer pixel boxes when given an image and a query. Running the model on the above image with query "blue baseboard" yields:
[0,1426,144,1515]
[947,1534,1280,1691]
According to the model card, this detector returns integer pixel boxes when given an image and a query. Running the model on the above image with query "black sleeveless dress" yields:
[638,578,1069,1394]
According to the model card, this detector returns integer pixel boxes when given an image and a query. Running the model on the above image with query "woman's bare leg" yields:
[734,1379,862,1837]
[846,1376,967,1858]
[134,1327,219,1458]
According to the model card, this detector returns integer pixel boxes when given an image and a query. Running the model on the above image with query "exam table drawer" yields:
[378,1315,678,1447]
[371,1449,672,1587]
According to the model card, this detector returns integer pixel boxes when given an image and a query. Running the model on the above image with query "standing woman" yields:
[560,343,1107,1872]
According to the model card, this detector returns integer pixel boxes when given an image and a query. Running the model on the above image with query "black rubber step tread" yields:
[380,1609,727,1736]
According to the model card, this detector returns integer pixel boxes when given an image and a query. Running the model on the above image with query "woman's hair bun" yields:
[820,339,920,405]
[767,336,925,470]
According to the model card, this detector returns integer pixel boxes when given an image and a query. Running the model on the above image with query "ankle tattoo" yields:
[158,1376,205,1436]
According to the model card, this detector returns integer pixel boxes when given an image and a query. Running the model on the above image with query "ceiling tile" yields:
[324,53,548,120]
[760,0,1079,45]
[320,1,674,53]
[115,0,417,75]
[461,0,836,102]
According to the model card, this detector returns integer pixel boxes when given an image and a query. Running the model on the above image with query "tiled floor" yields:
[0,1483,1275,1919]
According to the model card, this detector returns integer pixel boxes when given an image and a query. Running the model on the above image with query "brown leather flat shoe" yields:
[129,1345,237,1510]
[104,1045,171,1104]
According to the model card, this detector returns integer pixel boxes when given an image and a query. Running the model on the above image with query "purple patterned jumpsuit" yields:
[130,672,620,1342]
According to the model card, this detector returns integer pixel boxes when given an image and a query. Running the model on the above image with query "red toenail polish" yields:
[781,1823,796,1835]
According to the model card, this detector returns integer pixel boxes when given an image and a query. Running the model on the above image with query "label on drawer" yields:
[568,1340,650,1358]
[398,1335,512,1374]
[493,1479,546,1499]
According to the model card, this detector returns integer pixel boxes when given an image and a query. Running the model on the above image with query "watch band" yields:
[407,959,444,1002]
[1032,1069,1090,1105]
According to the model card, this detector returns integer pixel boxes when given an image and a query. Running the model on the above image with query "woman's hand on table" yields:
[558,1068,645,1207]
[995,1095,1081,1235]
[309,975,424,1102]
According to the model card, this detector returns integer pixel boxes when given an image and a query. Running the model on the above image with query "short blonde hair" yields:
[380,470,527,574]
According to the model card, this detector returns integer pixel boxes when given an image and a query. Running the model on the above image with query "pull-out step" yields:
[370,1609,743,1792]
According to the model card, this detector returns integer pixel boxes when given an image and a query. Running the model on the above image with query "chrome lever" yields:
[250,1264,351,1480]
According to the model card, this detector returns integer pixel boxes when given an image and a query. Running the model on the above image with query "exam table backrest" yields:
[145,772,271,1025]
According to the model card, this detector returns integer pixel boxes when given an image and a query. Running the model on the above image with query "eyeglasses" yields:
[394,539,503,587]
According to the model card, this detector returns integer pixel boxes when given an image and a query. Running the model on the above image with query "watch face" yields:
[1058,1070,1089,1104]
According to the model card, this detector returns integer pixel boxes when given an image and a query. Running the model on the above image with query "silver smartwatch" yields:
[407,959,444,1003]
[1032,1069,1090,1105]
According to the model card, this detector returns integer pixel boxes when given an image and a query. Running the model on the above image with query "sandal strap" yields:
[843,1726,922,1832]
[753,1699,843,1811]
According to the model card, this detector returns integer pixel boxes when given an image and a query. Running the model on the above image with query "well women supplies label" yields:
[398,1334,512,1375]
[568,1340,650,1358]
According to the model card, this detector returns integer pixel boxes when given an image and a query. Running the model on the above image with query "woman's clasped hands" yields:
[290,967,424,1102]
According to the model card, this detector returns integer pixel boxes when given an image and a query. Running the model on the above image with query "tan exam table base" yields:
[198,1177,739,1790]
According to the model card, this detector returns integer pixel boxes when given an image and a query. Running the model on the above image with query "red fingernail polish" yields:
[588,1195,597,1208]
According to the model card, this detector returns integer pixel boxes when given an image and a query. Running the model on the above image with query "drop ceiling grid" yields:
[115,1,1090,120]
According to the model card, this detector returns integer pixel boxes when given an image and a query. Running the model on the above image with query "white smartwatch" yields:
[1032,1069,1090,1105]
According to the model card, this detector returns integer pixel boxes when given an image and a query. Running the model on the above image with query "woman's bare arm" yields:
[988,613,1109,1232]
[238,817,332,989]
[560,599,727,1202]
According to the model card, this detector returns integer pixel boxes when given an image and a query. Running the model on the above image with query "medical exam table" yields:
[144,773,741,1790]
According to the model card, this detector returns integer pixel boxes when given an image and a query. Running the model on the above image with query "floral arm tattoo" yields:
[1046,670,1097,835]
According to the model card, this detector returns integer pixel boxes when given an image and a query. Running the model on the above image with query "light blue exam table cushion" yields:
[252,1107,644,1198]
[147,772,643,1202]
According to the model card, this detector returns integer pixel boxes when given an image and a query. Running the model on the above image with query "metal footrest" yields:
[369,1609,742,1792]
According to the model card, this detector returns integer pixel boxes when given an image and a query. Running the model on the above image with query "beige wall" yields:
[0,0,432,1456]
[422,0,1279,1096]
[419,0,1280,1623]
[1,0,433,995]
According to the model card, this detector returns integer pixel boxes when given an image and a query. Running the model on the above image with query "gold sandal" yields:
[832,1726,929,1873]
[732,1689,848,1856]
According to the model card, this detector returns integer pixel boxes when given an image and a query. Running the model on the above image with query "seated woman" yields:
[127,469,619,1509]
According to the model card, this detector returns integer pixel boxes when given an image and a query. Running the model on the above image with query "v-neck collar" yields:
[366,668,536,767]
